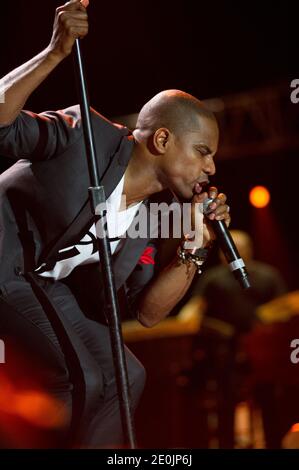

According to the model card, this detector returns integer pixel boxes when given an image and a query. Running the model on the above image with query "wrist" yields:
[45,45,69,65]
[180,233,213,252]
[177,242,209,274]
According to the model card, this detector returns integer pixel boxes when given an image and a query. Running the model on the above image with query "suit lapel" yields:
[112,201,151,289]
[41,136,133,265]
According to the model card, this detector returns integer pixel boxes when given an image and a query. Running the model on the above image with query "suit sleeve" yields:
[1,103,129,162]
[0,105,86,161]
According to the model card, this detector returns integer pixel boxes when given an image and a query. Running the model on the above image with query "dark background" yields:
[1,0,298,288]
[1,1,297,114]
[1,0,299,451]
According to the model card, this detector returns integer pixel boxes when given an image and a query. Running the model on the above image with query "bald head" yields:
[135,90,217,137]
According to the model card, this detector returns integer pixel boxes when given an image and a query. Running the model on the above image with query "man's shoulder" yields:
[90,106,132,137]
[38,104,132,137]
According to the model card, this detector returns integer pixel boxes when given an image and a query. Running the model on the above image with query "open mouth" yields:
[193,180,209,195]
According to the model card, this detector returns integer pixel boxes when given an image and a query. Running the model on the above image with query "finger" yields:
[208,213,230,222]
[215,192,227,205]
[66,26,89,38]
[61,17,89,28]
[207,204,230,221]
[215,205,230,220]
[59,0,87,12]
[61,16,89,27]
[66,0,85,5]
[80,0,89,7]
[214,204,229,215]
[209,186,218,197]
[205,187,220,211]
[58,15,89,36]
[211,193,227,209]
[59,11,88,21]
[208,186,218,199]
[214,202,229,216]
[224,214,231,227]
[204,194,227,217]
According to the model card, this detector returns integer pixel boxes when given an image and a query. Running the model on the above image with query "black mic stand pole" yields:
[73,38,136,449]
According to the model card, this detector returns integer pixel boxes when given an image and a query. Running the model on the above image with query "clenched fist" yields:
[190,186,231,249]
[48,0,89,60]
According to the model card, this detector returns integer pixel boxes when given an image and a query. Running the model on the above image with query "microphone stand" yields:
[73,39,136,449]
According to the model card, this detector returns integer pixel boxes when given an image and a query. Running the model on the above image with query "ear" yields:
[152,128,171,154]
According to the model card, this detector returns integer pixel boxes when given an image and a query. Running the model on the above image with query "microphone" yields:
[203,198,251,289]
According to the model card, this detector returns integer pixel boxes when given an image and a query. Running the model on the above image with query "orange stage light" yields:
[291,423,299,433]
[249,186,270,208]
[0,373,68,429]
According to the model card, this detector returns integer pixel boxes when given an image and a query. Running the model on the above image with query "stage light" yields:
[291,423,299,433]
[249,186,270,208]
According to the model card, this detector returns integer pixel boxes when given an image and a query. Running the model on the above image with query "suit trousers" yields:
[0,274,145,448]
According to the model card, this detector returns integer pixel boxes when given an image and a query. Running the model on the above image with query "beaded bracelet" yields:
[177,245,209,274]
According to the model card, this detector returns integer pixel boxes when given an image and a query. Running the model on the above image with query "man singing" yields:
[0,0,230,448]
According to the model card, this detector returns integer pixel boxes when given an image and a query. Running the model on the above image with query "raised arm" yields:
[0,0,88,126]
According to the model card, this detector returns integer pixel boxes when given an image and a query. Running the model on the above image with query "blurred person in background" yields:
[183,230,286,448]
